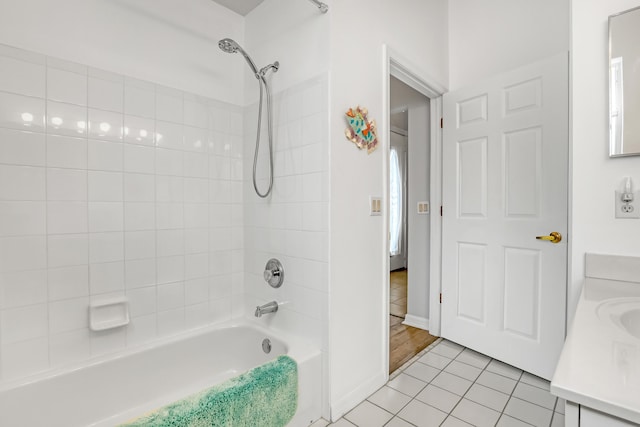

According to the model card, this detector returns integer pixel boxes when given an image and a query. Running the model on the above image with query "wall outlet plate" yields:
[615,191,640,218]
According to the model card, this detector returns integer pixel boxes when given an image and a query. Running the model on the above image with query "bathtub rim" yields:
[0,318,319,393]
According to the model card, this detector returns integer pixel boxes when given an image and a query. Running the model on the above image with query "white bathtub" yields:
[0,321,322,427]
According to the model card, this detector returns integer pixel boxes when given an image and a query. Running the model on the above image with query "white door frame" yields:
[382,45,447,375]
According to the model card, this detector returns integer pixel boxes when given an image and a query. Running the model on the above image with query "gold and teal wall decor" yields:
[345,106,378,153]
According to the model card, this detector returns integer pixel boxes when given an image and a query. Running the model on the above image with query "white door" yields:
[441,53,568,380]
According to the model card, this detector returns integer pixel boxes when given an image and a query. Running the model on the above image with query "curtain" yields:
[389,147,402,256]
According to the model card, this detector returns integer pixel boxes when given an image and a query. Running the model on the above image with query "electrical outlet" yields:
[615,191,640,218]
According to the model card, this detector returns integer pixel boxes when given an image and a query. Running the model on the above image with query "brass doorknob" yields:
[536,232,562,244]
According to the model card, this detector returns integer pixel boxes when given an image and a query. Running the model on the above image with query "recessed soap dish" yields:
[89,297,130,332]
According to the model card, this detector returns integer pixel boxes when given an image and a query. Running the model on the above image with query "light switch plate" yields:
[417,201,429,214]
[369,196,382,216]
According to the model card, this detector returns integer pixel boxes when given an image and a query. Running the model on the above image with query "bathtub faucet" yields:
[255,301,279,318]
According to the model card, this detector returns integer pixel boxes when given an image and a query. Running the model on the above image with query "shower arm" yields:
[306,0,328,13]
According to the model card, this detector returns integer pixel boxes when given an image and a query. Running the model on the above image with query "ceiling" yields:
[211,0,265,16]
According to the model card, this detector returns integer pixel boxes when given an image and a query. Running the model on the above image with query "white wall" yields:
[448,0,570,90]
[406,103,431,324]
[570,0,640,321]
[328,0,448,418]
[0,0,245,104]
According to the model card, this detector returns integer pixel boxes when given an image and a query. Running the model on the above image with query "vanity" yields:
[551,254,640,427]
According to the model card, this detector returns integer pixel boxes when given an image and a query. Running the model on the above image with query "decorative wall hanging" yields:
[345,106,379,154]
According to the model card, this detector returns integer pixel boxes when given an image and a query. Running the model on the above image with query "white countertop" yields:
[551,277,640,424]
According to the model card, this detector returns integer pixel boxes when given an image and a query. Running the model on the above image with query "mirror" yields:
[609,6,640,157]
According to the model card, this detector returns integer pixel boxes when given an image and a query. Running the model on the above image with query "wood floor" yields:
[389,269,438,373]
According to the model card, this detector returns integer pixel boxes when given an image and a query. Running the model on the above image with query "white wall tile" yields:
[124,202,155,231]
[88,170,123,202]
[183,126,208,152]
[90,327,126,357]
[47,100,87,137]
[183,151,208,177]
[127,286,156,318]
[124,231,155,260]
[1,303,48,344]
[89,261,124,295]
[124,115,155,146]
[0,128,46,166]
[184,177,208,203]
[0,165,45,200]
[125,258,156,289]
[157,307,185,337]
[157,229,184,257]
[184,203,208,228]
[0,92,45,132]
[47,68,87,106]
[1,338,49,380]
[185,277,208,305]
[49,297,89,334]
[155,121,183,150]
[47,168,87,201]
[124,144,155,174]
[89,232,124,264]
[0,201,46,236]
[157,282,184,312]
[88,140,123,172]
[186,253,208,280]
[185,228,208,254]
[0,55,46,97]
[47,234,88,268]
[157,255,184,284]
[49,329,91,367]
[0,269,47,309]
[156,203,183,229]
[0,236,46,272]
[88,108,123,141]
[183,98,208,129]
[88,76,123,113]
[185,303,209,328]
[156,175,183,203]
[209,297,232,324]
[126,314,157,346]
[124,80,155,118]
[156,90,182,123]
[47,201,88,234]
[156,148,183,176]
[46,57,86,75]
[48,265,89,300]
[124,173,155,202]
[88,202,123,233]
[47,134,87,169]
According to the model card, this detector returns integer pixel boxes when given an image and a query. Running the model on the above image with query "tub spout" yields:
[255,301,278,318]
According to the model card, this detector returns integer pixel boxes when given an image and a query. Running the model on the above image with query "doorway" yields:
[386,69,442,373]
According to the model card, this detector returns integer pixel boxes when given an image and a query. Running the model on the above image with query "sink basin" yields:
[597,298,640,340]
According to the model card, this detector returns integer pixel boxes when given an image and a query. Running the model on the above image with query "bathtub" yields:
[0,321,322,427]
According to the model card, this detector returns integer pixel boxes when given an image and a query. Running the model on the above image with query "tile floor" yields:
[312,339,565,427]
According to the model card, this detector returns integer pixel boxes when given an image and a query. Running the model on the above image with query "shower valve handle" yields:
[263,259,284,288]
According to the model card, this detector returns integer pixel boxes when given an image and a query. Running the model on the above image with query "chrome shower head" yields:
[217,38,259,78]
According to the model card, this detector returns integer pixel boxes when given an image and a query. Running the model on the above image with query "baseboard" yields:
[330,371,386,421]
[403,314,429,331]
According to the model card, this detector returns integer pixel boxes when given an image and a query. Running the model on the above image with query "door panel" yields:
[442,53,568,380]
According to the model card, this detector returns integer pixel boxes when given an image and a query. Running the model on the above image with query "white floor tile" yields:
[444,360,482,381]
[555,398,565,414]
[431,341,464,359]
[404,361,441,383]
[385,416,415,427]
[512,381,557,410]
[329,419,357,427]
[551,412,565,427]
[485,359,523,380]
[431,371,473,396]
[451,398,501,427]
[455,348,491,369]
[503,397,553,427]
[311,419,330,427]
[441,416,474,427]
[419,351,453,370]
[344,400,393,427]
[496,414,532,427]
[519,372,550,391]
[387,373,428,397]
[397,399,448,427]
[476,370,517,395]
[464,383,510,412]
[415,384,462,413]
[367,386,412,414]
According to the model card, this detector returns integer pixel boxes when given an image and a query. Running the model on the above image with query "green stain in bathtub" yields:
[121,355,298,427]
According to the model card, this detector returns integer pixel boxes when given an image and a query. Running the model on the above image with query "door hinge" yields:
[440,206,443,216]
[439,293,442,304]
[440,117,443,128]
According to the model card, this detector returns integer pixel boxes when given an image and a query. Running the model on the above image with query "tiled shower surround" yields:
[0,43,250,381]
